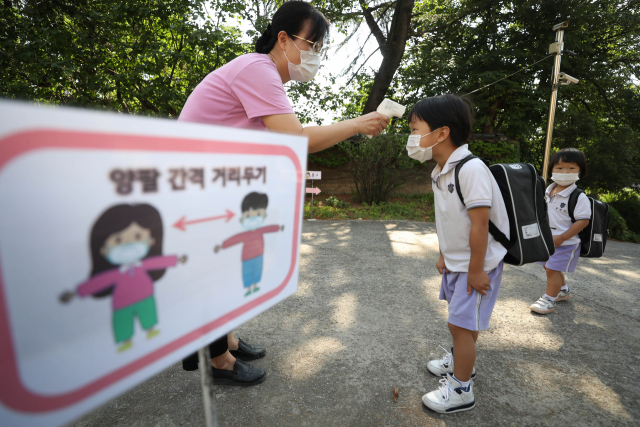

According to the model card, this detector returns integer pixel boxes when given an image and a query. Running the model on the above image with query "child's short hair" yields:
[242,192,269,213]
[547,148,588,179]
[408,94,473,146]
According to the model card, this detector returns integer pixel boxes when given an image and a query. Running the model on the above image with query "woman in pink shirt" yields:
[179,1,389,386]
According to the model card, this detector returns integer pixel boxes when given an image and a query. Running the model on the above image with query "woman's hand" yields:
[353,112,390,137]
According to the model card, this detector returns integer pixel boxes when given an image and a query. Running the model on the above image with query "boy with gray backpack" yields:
[406,94,512,414]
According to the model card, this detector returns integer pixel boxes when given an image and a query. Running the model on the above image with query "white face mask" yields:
[406,128,441,163]
[283,38,321,82]
[106,241,150,265]
[551,172,580,186]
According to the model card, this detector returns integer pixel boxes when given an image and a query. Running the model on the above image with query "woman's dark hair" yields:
[255,1,329,54]
[547,148,588,180]
[408,94,473,146]
[242,192,269,212]
[89,203,165,297]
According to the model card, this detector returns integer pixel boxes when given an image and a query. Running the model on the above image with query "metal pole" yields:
[198,345,218,427]
[541,25,566,180]
[311,179,314,219]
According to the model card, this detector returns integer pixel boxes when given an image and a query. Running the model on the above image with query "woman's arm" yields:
[262,112,390,153]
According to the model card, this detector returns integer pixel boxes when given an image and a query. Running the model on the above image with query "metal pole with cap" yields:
[542,21,569,180]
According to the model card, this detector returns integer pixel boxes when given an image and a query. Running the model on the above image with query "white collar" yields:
[430,144,472,180]
[119,261,142,273]
[546,182,578,198]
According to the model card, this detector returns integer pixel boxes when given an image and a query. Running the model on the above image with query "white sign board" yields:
[306,171,322,180]
[0,101,307,427]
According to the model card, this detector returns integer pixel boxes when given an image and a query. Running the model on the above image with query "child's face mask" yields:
[406,128,441,163]
[107,240,151,265]
[242,215,265,230]
[551,172,580,186]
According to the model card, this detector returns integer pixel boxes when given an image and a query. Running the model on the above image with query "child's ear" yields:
[148,237,155,247]
[100,245,109,257]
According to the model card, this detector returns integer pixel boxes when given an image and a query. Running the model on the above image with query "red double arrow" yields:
[306,187,321,195]
[173,209,235,231]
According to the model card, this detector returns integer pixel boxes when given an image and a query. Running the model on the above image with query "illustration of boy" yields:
[214,192,283,296]
[406,95,510,413]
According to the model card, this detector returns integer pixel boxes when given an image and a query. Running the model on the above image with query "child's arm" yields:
[142,255,178,271]
[76,269,119,297]
[467,207,491,295]
[554,219,589,247]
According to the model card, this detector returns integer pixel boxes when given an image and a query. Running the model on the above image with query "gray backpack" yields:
[454,155,555,266]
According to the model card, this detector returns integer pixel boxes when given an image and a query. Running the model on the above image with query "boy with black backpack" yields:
[406,94,510,414]
[529,148,592,314]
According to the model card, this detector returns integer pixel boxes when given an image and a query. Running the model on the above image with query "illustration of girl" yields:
[60,203,186,352]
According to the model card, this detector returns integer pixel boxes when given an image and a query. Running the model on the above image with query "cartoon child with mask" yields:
[60,203,187,352]
[215,192,283,297]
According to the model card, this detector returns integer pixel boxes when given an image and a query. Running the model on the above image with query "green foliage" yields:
[601,190,640,235]
[307,145,350,168]
[325,196,350,208]
[607,205,629,241]
[468,139,520,164]
[340,134,416,204]
[304,194,434,222]
[1,0,250,117]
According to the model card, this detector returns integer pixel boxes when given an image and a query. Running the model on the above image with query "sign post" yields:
[305,171,322,220]
[0,100,307,427]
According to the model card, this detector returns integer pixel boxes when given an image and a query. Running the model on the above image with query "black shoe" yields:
[229,339,266,361]
[211,359,266,386]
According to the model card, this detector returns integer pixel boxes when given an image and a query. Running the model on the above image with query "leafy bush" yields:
[468,139,520,164]
[607,205,629,240]
[307,145,350,168]
[340,135,415,204]
[601,190,640,234]
[325,196,350,208]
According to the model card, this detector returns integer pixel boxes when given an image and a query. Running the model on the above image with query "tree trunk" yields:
[360,0,415,114]
[482,98,502,134]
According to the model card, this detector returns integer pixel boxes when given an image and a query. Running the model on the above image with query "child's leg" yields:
[545,267,563,298]
[449,323,476,382]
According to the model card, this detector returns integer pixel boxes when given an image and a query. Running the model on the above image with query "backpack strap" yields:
[567,187,584,223]
[454,155,512,250]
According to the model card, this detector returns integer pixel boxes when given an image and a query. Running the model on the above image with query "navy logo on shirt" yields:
[448,183,454,193]
[560,202,566,208]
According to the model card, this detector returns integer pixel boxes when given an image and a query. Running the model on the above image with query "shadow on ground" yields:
[74,221,640,427]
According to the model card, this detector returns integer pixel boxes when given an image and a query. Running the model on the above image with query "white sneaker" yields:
[529,296,556,314]
[427,346,476,379]
[556,289,572,301]
[422,373,475,414]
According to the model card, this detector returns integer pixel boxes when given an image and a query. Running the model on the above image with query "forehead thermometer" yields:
[366,98,406,139]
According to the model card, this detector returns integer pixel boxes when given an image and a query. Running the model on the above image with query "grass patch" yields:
[304,193,435,222]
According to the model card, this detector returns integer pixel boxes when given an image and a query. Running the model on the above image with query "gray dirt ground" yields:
[74,221,640,427]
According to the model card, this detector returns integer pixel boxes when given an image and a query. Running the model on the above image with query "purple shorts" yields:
[537,243,580,272]
[439,262,504,331]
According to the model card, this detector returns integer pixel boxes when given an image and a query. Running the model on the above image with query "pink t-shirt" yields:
[178,53,294,129]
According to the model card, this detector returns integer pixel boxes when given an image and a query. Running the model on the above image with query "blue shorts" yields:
[242,255,263,288]
[439,262,504,331]
[537,243,580,273]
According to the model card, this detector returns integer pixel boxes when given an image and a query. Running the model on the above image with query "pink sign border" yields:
[0,129,303,412]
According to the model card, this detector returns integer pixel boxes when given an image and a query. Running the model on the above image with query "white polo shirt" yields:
[431,145,510,272]
[545,183,591,246]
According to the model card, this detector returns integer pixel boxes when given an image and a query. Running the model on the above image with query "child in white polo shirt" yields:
[406,94,510,414]
[529,148,590,314]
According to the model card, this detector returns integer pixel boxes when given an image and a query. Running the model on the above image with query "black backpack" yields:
[568,188,610,258]
[455,155,555,266]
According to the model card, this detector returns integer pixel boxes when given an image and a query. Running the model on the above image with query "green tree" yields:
[1,0,249,117]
